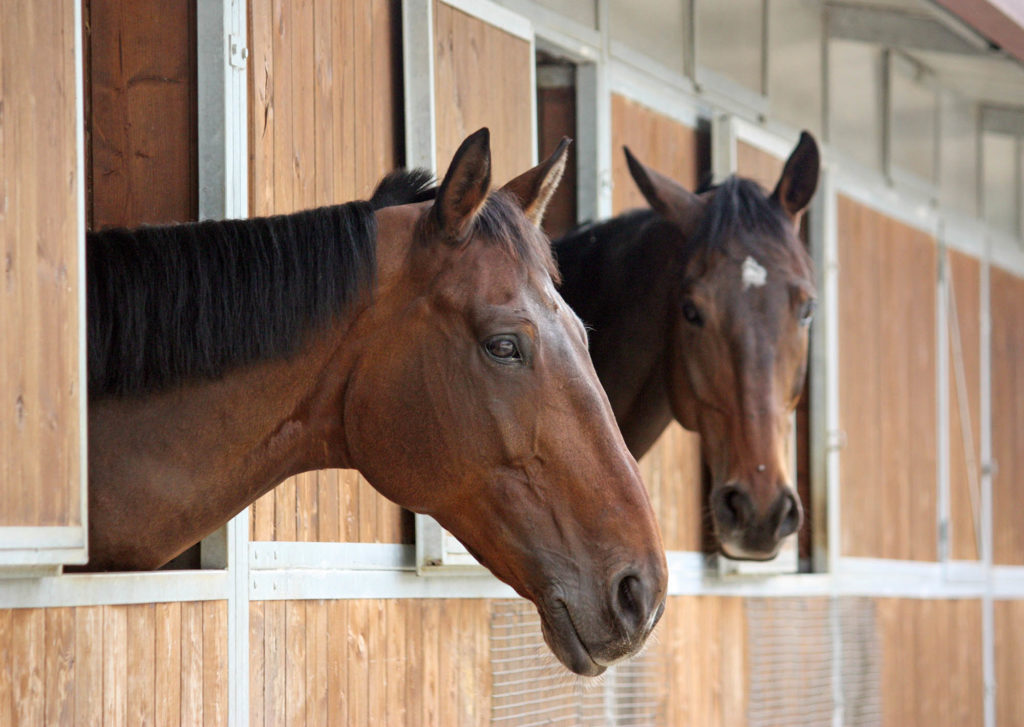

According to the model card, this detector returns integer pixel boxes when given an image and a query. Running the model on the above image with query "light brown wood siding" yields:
[247,0,406,544]
[0,0,83,528]
[653,595,748,725]
[990,266,1024,564]
[433,1,534,187]
[736,141,783,191]
[84,0,198,229]
[876,598,983,726]
[838,196,937,560]
[0,601,227,727]
[610,93,706,552]
[947,251,982,561]
[249,598,491,727]
[995,599,1024,725]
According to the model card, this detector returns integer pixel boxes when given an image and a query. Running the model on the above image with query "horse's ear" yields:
[624,146,703,235]
[771,131,820,222]
[432,128,492,242]
[502,137,571,227]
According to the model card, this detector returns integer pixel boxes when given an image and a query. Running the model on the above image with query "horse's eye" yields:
[682,300,703,327]
[799,299,816,326]
[484,335,522,363]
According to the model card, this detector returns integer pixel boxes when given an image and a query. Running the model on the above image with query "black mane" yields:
[692,175,790,255]
[87,170,434,398]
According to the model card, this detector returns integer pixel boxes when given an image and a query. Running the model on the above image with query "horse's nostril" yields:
[714,485,752,530]
[613,572,646,631]
[775,492,801,539]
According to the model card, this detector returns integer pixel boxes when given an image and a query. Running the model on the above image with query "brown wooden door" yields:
[0,1,87,568]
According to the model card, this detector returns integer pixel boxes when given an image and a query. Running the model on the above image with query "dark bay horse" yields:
[554,132,819,561]
[85,129,666,675]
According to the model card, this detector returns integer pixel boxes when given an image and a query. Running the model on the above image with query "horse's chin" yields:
[537,601,607,677]
[718,540,780,562]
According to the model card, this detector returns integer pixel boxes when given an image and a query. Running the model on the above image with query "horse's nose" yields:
[610,562,666,637]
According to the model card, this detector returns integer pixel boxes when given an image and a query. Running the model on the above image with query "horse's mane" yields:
[87,170,434,398]
[557,175,794,262]
[692,176,790,255]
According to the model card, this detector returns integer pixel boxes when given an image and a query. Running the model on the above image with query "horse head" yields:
[625,132,819,560]
[344,130,667,674]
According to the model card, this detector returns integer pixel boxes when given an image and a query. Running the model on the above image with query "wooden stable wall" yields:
[990,265,1024,565]
[84,0,197,229]
[610,93,706,552]
[875,598,983,726]
[433,0,534,184]
[837,195,937,561]
[247,0,407,545]
[0,0,82,529]
[249,598,490,726]
[0,601,228,727]
[995,599,1024,724]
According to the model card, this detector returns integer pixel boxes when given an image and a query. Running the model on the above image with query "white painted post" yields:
[196,2,249,725]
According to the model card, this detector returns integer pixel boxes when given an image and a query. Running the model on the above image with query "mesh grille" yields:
[746,597,880,727]
[490,599,659,727]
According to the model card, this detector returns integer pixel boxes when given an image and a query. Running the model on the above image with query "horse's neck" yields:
[556,218,678,458]
[86,332,351,570]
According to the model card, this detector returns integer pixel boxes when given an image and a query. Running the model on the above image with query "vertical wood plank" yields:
[385,600,407,727]
[126,604,156,727]
[307,601,329,727]
[102,606,128,727]
[403,601,424,727]
[326,600,349,727]
[11,609,45,727]
[264,601,286,727]
[285,600,307,727]
[44,608,75,727]
[249,601,266,727]
[181,602,205,727]
[203,601,228,727]
[0,611,11,727]
[154,602,182,727]
[421,600,441,727]
[74,607,104,727]
[367,600,387,725]
[347,600,369,727]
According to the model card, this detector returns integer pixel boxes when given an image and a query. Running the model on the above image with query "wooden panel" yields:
[651,596,748,726]
[610,94,706,551]
[991,266,1024,564]
[736,141,783,191]
[433,1,534,188]
[247,0,406,543]
[85,0,197,228]
[995,599,1024,725]
[536,64,578,240]
[250,598,491,727]
[948,251,982,561]
[0,0,82,529]
[876,598,983,727]
[0,602,227,727]
[838,197,937,560]
[611,94,704,215]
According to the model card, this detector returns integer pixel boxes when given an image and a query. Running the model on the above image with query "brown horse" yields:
[554,132,819,561]
[85,129,666,675]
